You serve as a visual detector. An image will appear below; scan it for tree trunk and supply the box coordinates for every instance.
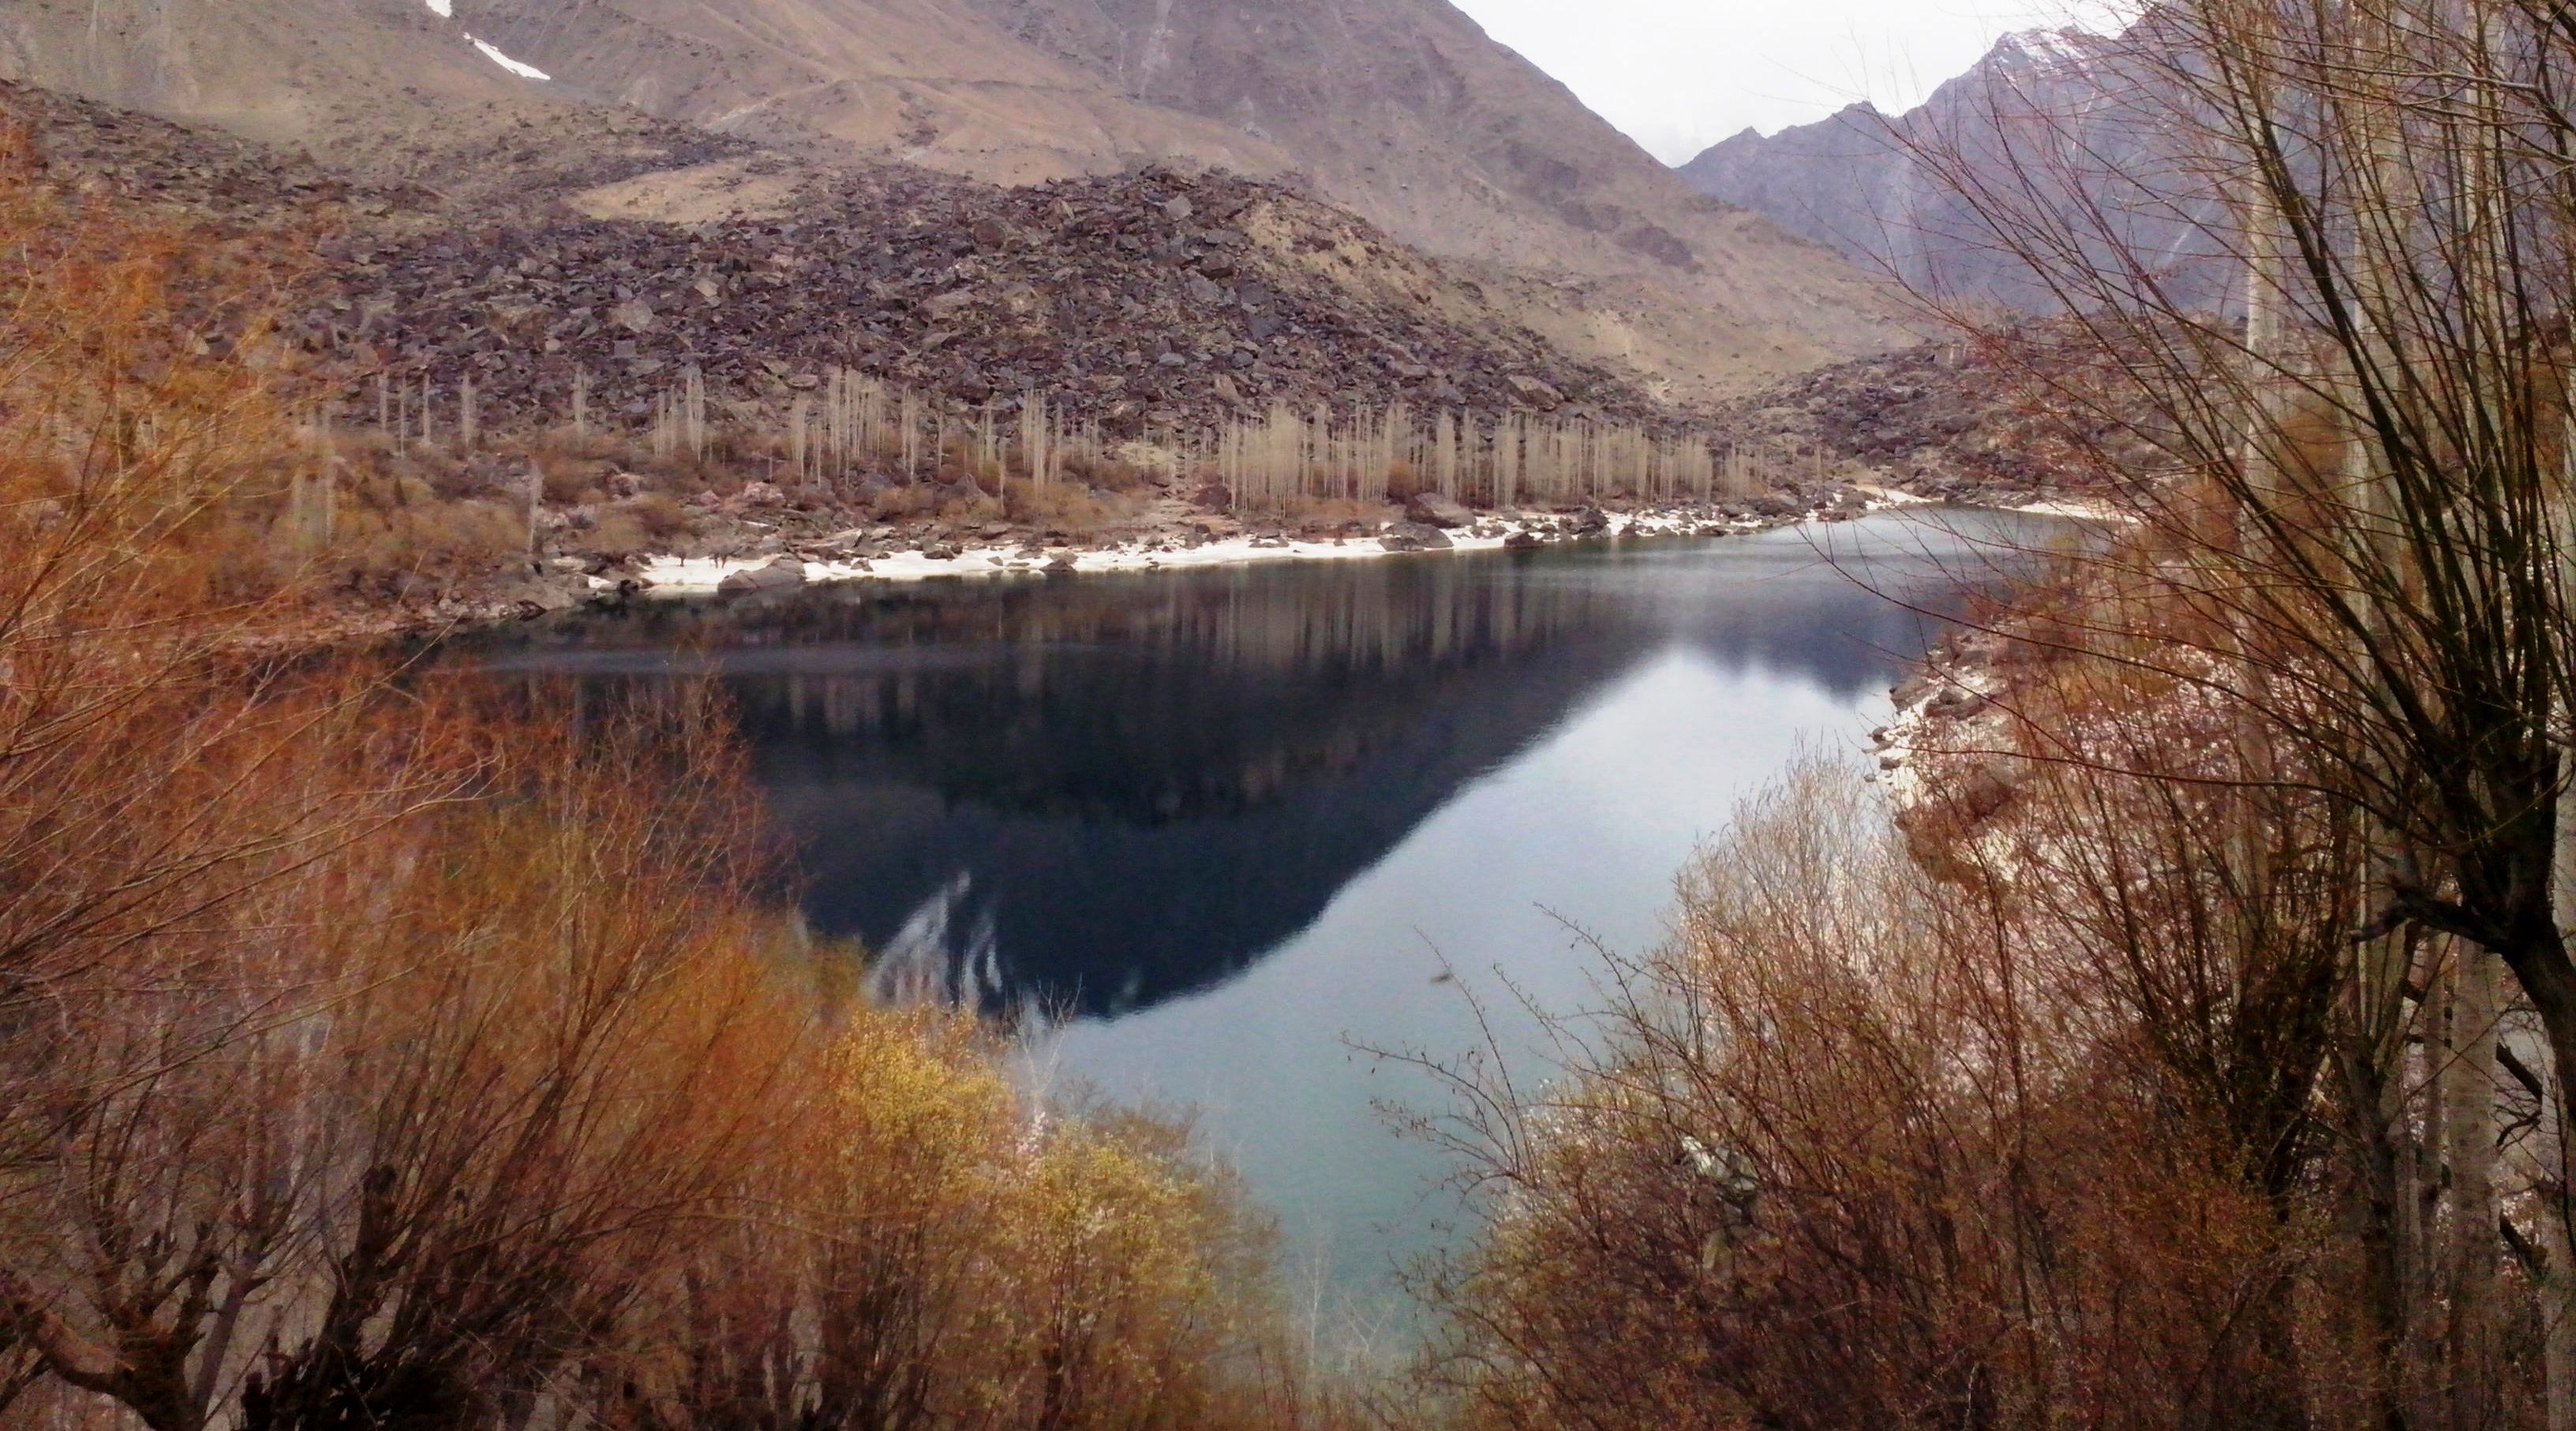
[2342,963,2418,1431]
[2546,726,2576,1431]
[2540,1093,2576,1431]
[2447,941,2501,1431]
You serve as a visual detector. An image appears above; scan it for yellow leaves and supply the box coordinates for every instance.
[693,1001,1292,1431]
[811,1006,1016,1242]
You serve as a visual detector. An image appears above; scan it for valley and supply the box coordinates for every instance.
[5,2,2560,1431]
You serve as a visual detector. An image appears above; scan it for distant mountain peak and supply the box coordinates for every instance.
[1676,14,2225,311]
[1993,24,2106,63]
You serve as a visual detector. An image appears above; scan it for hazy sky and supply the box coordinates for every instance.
[1449,0,2125,163]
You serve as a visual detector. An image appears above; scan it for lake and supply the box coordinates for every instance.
[456,508,2049,1347]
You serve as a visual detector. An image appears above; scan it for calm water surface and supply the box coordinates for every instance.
[459,510,2048,1340]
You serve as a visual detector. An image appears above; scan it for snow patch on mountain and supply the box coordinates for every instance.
[467,36,550,81]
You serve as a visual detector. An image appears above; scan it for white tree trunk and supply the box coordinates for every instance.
[2540,1067,2576,1431]
[2447,940,2500,1431]
[2548,701,2576,1431]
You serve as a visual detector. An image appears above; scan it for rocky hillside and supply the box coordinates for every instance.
[1679,21,2230,313]
[316,162,1663,436]
[0,0,776,208]
[1716,322,2152,504]
[1,0,1910,399]
[953,0,1904,389]
[2,78,1649,440]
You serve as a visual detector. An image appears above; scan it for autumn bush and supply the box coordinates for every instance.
[0,124,1365,1431]
[1421,749,2362,1431]
[1422,474,2557,1429]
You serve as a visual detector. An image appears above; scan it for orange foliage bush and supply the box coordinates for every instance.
[1424,755,2364,1431]
[0,122,1368,1431]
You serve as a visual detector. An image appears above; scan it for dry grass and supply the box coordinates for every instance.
[1004,478,1131,533]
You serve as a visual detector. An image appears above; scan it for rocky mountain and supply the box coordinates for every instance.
[1713,323,2139,504]
[1679,21,2230,313]
[0,0,774,207]
[321,162,1668,437]
[0,0,1909,399]
[457,0,1914,394]
[3,77,1655,444]
[953,0,1902,382]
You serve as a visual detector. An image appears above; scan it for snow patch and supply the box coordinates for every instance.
[634,511,1784,597]
[467,35,551,81]
[2009,495,2128,523]
[1998,25,2102,73]
[424,0,452,15]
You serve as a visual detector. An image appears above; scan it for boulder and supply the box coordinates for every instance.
[1503,530,1544,549]
[1403,492,1473,528]
[717,556,807,595]
[1380,521,1454,552]
[492,572,590,615]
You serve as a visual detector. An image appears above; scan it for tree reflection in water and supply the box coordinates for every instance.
[459,515,2033,1024]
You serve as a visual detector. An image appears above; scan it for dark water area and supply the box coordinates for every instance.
[454,509,2055,1339]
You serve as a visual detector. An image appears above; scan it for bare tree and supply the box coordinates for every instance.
[1872,2,2576,1422]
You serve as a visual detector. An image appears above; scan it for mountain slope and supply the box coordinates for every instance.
[970,0,1743,275]
[454,0,1915,395]
[0,0,751,202]
[451,0,1297,184]
[0,0,526,144]
[955,0,1908,392]
[1679,24,2227,312]
[2,0,1914,396]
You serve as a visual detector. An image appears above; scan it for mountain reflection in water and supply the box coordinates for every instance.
[460,514,2033,1026]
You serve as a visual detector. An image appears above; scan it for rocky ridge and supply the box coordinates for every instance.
[6,0,1911,400]
[1679,21,2230,314]
[2,79,417,225]
[1714,324,2133,504]
[0,77,746,227]
[945,0,1909,392]
[309,163,1664,437]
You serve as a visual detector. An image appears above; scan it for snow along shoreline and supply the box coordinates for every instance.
[633,508,1788,596]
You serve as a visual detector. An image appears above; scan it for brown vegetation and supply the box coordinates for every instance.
[1421,720,2367,1430]
[360,364,1754,525]
[0,115,1366,1431]
[1420,1,2576,1425]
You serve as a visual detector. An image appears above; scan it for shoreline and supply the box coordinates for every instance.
[316,493,2112,647]
[634,503,1856,597]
